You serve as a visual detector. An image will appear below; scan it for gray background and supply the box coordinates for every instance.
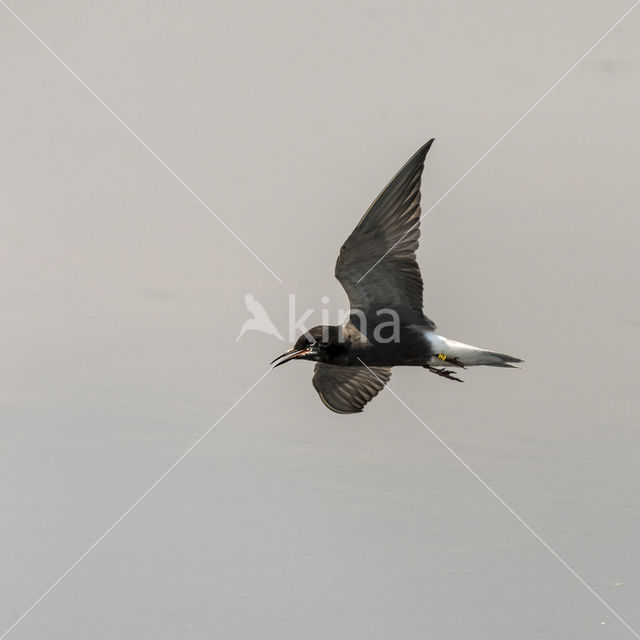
[2,1,639,638]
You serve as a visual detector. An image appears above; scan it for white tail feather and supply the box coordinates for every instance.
[424,333,522,368]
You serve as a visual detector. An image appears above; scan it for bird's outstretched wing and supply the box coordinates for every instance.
[335,140,436,329]
[312,363,391,414]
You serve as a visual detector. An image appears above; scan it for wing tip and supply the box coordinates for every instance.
[318,392,363,414]
[417,138,435,158]
[424,137,436,149]
[405,138,435,171]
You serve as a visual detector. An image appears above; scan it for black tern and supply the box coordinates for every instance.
[272,140,522,413]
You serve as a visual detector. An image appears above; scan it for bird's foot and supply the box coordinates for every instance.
[425,366,464,382]
[445,356,466,369]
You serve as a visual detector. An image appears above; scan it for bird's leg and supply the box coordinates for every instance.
[424,365,464,382]
[434,353,467,369]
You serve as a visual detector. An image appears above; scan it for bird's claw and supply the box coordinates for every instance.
[425,366,464,382]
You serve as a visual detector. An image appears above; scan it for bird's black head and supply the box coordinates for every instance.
[271,325,345,368]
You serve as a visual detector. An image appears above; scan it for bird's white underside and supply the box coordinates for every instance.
[423,331,492,367]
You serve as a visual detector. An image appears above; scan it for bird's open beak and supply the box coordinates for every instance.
[270,347,312,368]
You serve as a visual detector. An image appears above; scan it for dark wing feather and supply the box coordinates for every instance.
[335,140,436,329]
[312,363,391,414]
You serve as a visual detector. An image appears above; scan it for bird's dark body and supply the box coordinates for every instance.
[271,140,522,413]
[310,323,434,367]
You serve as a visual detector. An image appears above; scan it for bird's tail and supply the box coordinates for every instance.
[474,350,523,368]
[425,333,523,368]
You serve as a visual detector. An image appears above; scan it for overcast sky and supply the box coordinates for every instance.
[1,1,640,638]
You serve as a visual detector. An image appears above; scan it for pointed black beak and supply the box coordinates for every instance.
[270,347,312,368]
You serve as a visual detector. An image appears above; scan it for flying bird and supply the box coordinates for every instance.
[271,140,522,413]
